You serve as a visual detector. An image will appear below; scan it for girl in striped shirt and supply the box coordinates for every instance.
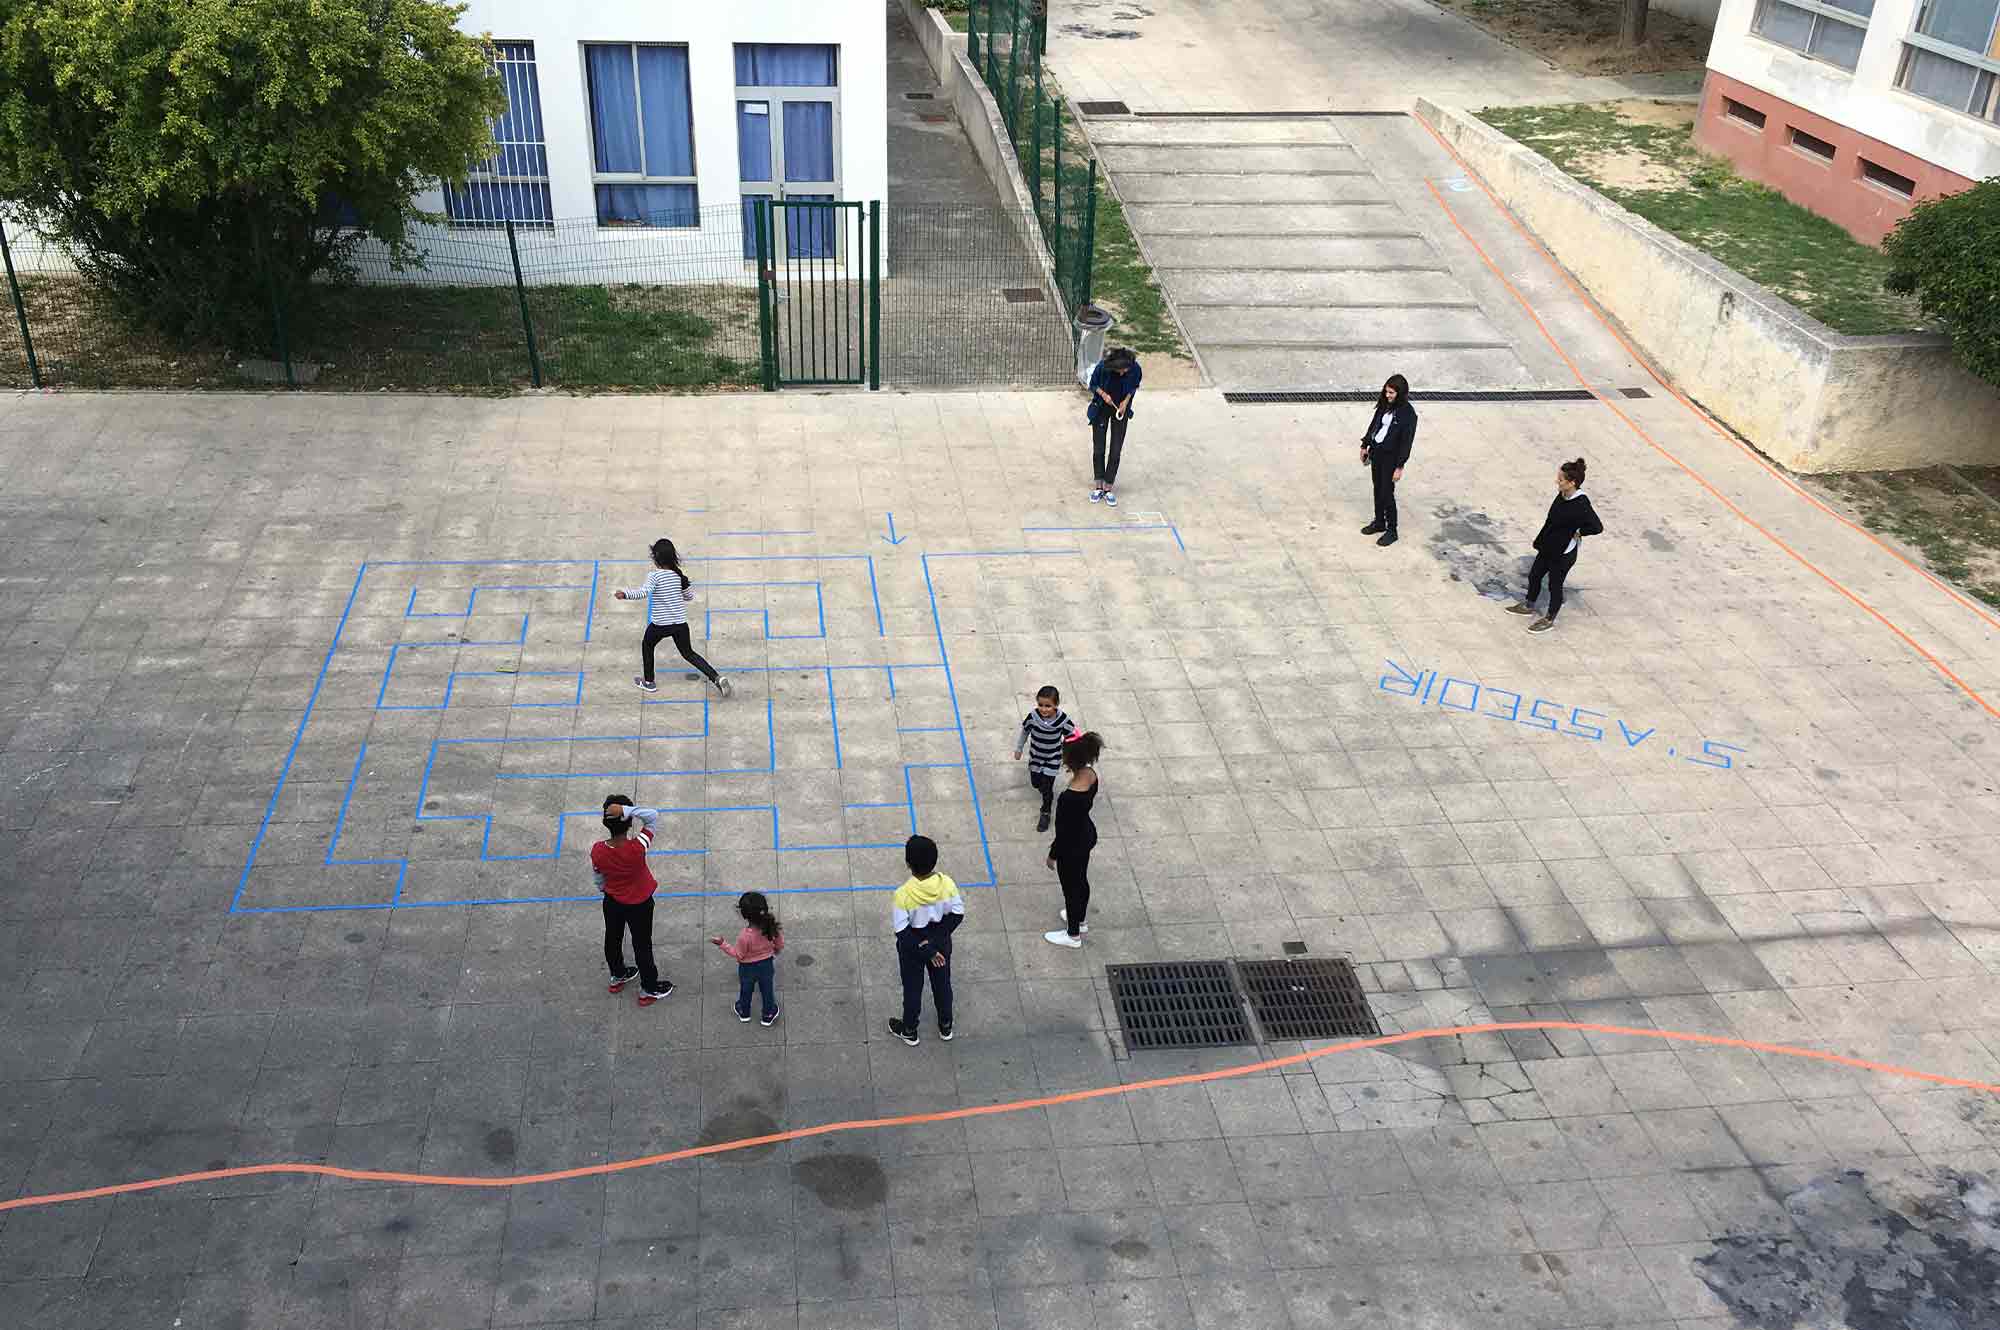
[614,538,733,697]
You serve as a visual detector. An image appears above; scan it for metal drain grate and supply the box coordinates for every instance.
[1226,389,1600,404]
[1076,100,1132,116]
[1619,386,1652,399]
[1000,287,1046,303]
[903,91,935,100]
[1107,962,1251,1050]
[1238,958,1380,1042]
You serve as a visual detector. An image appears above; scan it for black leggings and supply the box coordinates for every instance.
[603,896,660,991]
[642,622,717,685]
[1092,416,1128,487]
[1370,458,1399,532]
[1056,848,1092,936]
[1526,548,1579,619]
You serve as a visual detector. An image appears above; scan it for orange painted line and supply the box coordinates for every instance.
[1409,163,2000,722]
[1414,115,2000,639]
[3,1020,1995,1213]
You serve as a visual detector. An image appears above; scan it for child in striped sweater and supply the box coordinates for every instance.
[1013,684,1076,833]
[613,537,733,697]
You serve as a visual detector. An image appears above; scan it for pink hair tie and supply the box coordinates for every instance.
[1064,729,1084,742]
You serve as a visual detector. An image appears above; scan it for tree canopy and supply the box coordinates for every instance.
[1883,178,2000,388]
[0,0,505,336]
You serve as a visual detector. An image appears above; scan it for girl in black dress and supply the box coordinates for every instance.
[1507,457,1603,633]
[1043,731,1104,948]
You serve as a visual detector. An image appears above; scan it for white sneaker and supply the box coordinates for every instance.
[716,675,734,697]
[1044,929,1083,949]
[1058,909,1089,935]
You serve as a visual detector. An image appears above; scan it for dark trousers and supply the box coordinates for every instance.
[1031,770,1056,816]
[1056,849,1092,936]
[603,896,660,991]
[642,621,718,685]
[1370,458,1399,532]
[1091,416,1129,487]
[897,938,953,1029]
[1526,548,1579,619]
[735,958,776,1018]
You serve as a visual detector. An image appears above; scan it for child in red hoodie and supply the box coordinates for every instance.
[711,891,784,1026]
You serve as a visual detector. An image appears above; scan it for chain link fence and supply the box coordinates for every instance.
[965,0,1097,321]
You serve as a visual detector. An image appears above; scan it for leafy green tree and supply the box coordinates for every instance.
[1883,177,2000,387]
[0,0,504,339]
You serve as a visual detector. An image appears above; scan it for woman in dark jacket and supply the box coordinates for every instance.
[1087,347,1142,506]
[1359,373,1417,546]
[1507,457,1603,633]
[1043,731,1103,948]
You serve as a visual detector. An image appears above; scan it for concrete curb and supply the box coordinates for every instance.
[1415,98,2000,473]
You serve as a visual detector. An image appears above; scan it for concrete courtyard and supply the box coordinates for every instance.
[2,332,1999,1329]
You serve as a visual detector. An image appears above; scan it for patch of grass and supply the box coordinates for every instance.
[1814,468,2000,609]
[1088,185,1187,356]
[1478,102,1927,336]
[0,275,757,392]
[922,0,970,31]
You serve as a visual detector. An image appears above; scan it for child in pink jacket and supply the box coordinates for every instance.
[711,891,784,1026]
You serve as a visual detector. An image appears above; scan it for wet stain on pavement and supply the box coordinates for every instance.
[1643,528,1675,552]
[1426,502,1517,600]
[697,1100,782,1162]
[792,1153,889,1211]
[1695,1168,2000,1330]
[483,1127,517,1163]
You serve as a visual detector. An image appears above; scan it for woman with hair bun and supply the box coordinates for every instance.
[1043,730,1104,949]
[1507,457,1602,633]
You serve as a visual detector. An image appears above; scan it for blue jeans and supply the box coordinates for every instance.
[736,958,776,1017]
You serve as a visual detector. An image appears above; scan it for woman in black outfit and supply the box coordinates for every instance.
[1508,457,1603,633]
[1359,374,1417,546]
[1042,731,1103,949]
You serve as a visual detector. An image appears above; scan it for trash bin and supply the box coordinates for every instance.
[1074,304,1114,387]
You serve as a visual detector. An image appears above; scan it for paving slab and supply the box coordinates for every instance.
[1175,304,1506,347]
[1121,202,1411,235]
[1108,172,1388,206]
[1144,234,1441,271]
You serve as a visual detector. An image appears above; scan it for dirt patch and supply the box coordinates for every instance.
[1572,146,1687,190]
[1812,468,2000,610]
[1434,0,1713,75]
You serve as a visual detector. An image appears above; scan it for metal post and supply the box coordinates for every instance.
[257,225,296,390]
[1031,57,1045,223]
[503,219,543,389]
[968,0,981,69]
[754,200,777,391]
[868,201,881,392]
[1081,157,1100,308]
[0,218,41,388]
[984,0,1000,92]
[1005,0,1023,140]
[1051,100,1064,296]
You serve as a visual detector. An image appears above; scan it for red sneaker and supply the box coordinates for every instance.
[607,966,639,994]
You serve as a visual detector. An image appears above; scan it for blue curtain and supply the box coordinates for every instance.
[586,46,641,173]
[786,194,835,259]
[447,181,553,224]
[492,48,548,179]
[782,102,835,183]
[596,183,697,227]
[638,46,694,177]
[737,101,773,181]
[741,196,767,259]
[735,44,837,86]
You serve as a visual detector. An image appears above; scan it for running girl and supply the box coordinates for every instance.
[614,538,733,696]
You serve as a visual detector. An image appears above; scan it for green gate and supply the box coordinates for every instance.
[754,199,880,390]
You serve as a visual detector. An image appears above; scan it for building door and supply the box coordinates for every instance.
[735,44,841,261]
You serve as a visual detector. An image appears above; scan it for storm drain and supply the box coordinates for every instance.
[1076,100,1132,116]
[1106,962,1251,1049]
[1238,958,1379,1041]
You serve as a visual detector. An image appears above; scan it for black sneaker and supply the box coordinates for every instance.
[634,676,659,693]
[938,1021,954,1041]
[1361,521,1385,535]
[1376,531,1398,547]
[607,966,640,994]
[888,1018,920,1046]
[1036,809,1051,833]
[637,980,674,1007]
[735,1003,752,1022]
[760,1007,781,1027]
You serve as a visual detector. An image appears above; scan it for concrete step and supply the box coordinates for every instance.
[1178,305,1507,348]
[1167,269,1478,305]
[1148,234,1439,270]
[1096,144,1364,173]
[1085,118,1350,147]
[1200,344,1543,391]
[1123,202,1409,235]
[1110,172,1386,205]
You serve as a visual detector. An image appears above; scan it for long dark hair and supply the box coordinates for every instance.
[650,538,691,592]
[1063,730,1104,772]
[737,891,780,942]
[1374,373,1411,415]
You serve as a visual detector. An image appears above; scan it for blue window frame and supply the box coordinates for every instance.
[585,43,698,227]
[446,41,554,227]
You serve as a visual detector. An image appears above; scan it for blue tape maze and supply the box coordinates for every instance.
[1378,660,1749,770]
[231,523,1186,915]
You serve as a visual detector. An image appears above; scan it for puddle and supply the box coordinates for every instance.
[696,1100,782,1162]
[1425,502,1517,600]
[792,1153,889,1211]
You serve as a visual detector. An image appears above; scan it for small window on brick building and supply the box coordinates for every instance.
[1723,98,1768,130]
[1859,158,1916,199]
[1788,126,1837,162]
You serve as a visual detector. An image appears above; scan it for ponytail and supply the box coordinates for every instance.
[738,891,780,942]
[651,537,692,592]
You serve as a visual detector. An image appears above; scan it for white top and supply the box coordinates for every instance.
[1563,488,1587,554]
[621,568,695,626]
[1373,412,1393,444]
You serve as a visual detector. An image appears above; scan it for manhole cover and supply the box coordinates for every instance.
[1238,958,1379,1042]
[1076,100,1131,115]
[1000,288,1045,303]
[1106,962,1251,1050]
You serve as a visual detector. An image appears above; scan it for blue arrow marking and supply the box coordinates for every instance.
[882,513,907,546]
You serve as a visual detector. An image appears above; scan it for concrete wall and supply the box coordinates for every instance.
[1695,70,1976,244]
[1706,0,2000,187]
[1415,99,2000,473]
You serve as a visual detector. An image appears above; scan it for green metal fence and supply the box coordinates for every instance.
[966,0,1097,321]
